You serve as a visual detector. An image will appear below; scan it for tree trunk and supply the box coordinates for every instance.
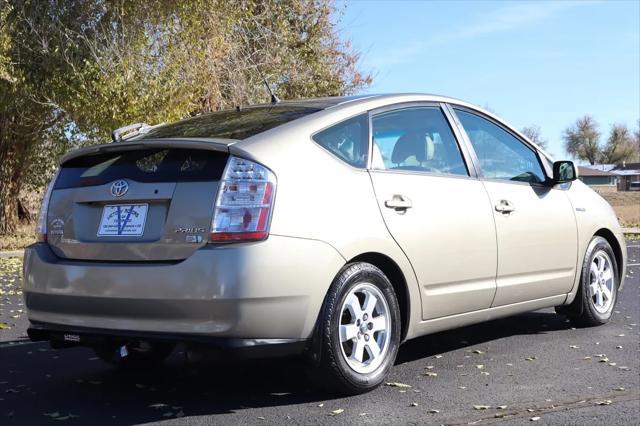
[0,180,19,235]
[17,198,34,223]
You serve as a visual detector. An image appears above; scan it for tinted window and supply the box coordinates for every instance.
[312,114,369,168]
[56,149,228,189]
[371,107,468,176]
[138,106,321,140]
[455,109,546,184]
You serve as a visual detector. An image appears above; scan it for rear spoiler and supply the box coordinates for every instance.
[59,138,239,165]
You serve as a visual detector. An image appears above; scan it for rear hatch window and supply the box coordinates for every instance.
[56,149,228,189]
[136,105,321,140]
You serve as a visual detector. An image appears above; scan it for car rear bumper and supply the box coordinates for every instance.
[27,321,308,359]
[23,236,345,341]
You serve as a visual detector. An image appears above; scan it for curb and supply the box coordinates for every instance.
[0,250,24,258]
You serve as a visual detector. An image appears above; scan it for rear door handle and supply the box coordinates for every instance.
[385,195,412,212]
[495,199,515,214]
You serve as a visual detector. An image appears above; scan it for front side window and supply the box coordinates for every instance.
[312,114,369,168]
[371,107,468,176]
[454,109,546,184]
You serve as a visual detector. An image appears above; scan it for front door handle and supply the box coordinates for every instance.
[385,195,412,212]
[495,199,515,214]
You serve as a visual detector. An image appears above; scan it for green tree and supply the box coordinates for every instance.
[0,0,371,234]
[563,116,601,165]
[521,125,548,150]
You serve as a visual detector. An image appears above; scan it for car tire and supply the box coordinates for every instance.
[562,236,619,327]
[308,262,401,395]
[93,340,175,368]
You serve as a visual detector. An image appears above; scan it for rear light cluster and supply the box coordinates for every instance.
[35,169,60,242]
[210,156,276,242]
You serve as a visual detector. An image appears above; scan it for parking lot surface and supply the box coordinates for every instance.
[1,243,639,425]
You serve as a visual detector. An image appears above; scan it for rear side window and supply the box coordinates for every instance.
[312,114,369,168]
[55,149,228,189]
[138,106,321,140]
[371,107,468,176]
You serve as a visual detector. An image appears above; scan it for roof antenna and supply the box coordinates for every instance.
[262,77,280,105]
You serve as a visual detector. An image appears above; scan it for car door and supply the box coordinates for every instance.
[368,104,498,320]
[451,106,578,306]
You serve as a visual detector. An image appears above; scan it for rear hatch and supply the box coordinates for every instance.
[47,141,229,261]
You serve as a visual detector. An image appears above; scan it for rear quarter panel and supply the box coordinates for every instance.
[232,109,425,340]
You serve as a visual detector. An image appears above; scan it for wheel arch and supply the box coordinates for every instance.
[594,228,623,283]
[348,252,410,342]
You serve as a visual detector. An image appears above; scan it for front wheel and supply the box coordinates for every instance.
[308,262,401,395]
[562,236,619,327]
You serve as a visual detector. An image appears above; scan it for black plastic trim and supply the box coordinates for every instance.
[28,321,309,359]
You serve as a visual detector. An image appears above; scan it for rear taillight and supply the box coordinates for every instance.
[35,170,60,242]
[210,156,276,242]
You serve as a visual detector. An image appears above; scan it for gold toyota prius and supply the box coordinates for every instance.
[23,94,627,394]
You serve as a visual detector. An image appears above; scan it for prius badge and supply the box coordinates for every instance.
[110,180,129,197]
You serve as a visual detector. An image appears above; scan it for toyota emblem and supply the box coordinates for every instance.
[110,180,129,197]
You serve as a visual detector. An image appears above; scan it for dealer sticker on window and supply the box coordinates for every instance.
[97,204,148,237]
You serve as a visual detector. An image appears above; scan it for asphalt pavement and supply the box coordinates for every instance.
[1,244,639,425]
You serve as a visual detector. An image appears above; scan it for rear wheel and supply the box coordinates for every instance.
[308,262,401,395]
[93,340,175,368]
[561,236,619,327]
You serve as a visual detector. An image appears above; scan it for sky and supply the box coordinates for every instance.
[339,0,640,160]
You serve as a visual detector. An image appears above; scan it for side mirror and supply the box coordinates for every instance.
[552,160,577,184]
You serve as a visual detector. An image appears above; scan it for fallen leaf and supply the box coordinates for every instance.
[471,349,485,354]
[473,405,491,410]
[475,364,485,369]
[495,413,507,418]
[148,403,169,409]
[525,356,537,361]
[569,345,579,349]
[596,400,612,406]
[423,372,438,377]
[428,409,440,413]
[410,402,418,407]
[497,405,507,409]
[318,403,324,407]
[434,355,443,359]
[330,409,344,416]
[385,382,412,388]
[530,416,541,421]
[614,387,625,391]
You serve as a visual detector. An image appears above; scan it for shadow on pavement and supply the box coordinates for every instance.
[1,310,573,424]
